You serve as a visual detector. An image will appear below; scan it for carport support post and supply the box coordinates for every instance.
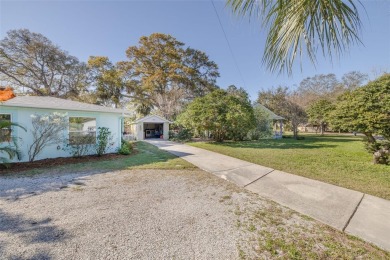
[163,122,169,140]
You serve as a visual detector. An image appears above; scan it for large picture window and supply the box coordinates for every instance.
[69,117,96,145]
[0,114,12,142]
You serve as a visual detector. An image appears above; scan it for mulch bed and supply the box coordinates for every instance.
[0,153,130,174]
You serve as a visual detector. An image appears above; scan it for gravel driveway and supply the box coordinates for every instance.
[1,169,388,259]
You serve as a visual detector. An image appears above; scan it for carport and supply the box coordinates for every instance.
[129,115,171,141]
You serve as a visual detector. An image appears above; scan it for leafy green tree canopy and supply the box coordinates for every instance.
[306,99,335,134]
[177,89,255,142]
[88,56,125,108]
[330,73,390,142]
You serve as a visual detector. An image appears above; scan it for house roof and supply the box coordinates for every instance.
[255,104,285,120]
[134,114,172,124]
[1,96,128,114]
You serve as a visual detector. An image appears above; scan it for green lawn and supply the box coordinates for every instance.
[188,134,390,200]
[7,142,195,176]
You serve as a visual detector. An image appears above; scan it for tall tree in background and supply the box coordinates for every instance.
[122,33,219,119]
[295,73,341,108]
[257,86,289,116]
[306,99,335,134]
[227,0,362,74]
[0,29,88,98]
[257,87,306,139]
[88,56,125,108]
[294,72,368,108]
[341,71,368,90]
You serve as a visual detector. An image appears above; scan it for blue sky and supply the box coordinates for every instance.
[1,0,389,100]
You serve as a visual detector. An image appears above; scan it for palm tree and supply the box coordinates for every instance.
[0,120,26,167]
[226,0,363,75]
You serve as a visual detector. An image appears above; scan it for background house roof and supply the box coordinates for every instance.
[1,96,128,114]
[255,104,285,120]
[134,114,172,124]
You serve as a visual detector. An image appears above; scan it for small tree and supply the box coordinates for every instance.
[285,101,307,139]
[306,99,335,135]
[28,112,68,162]
[96,127,112,156]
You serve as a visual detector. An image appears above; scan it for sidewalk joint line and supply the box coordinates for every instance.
[342,193,365,232]
[244,169,275,188]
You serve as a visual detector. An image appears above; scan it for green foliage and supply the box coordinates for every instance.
[330,74,390,138]
[226,0,362,75]
[329,73,390,164]
[306,99,335,134]
[365,141,389,165]
[96,127,112,156]
[248,105,273,140]
[177,89,255,142]
[88,56,124,108]
[118,141,133,155]
[170,128,193,142]
[0,120,26,167]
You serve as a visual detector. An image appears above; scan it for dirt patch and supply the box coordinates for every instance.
[0,168,388,259]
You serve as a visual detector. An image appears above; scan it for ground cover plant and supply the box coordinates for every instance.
[0,142,194,176]
[189,134,390,199]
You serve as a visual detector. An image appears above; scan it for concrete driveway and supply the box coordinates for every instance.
[146,139,390,251]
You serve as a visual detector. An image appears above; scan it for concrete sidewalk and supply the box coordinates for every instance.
[145,140,390,251]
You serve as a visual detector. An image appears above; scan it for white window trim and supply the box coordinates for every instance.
[68,116,97,145]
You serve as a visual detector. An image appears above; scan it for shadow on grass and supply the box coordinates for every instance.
[0,141,192,201]
[208,135,363,150]
[0,209,68,259]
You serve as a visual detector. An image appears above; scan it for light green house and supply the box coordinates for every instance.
[0,96,131,162]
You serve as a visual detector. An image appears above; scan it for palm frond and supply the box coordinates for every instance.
[226,0,363,75]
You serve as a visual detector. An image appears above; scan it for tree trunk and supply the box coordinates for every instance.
[320,123,324,135]
[364,132,376,143]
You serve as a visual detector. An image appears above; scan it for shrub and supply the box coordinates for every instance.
[172,128,193,142]
[365,141,389,165]
[0,120,26,167]
[118,141,132,155]
[63,135,95,157]
[96,127,112,156]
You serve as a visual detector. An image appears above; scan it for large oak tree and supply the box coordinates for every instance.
[123,33,219,119]
[0,29,88,98]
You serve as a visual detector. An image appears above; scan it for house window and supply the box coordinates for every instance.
[0,114,12,142]
[69,117,96,145]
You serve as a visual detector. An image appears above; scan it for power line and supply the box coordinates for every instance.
[210,0,247,89]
